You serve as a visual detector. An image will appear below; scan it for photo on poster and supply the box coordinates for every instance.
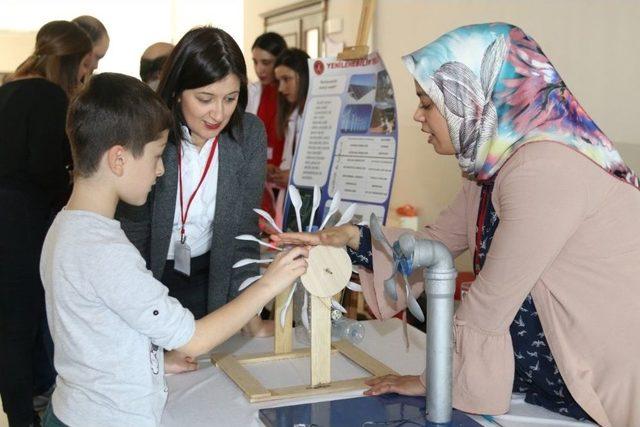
[375,70,394,104]
[340,104,373,134]
[369,106,396,134]
[347,73,376,104]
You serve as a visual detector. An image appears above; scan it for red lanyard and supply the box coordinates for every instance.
[177,136,219,243]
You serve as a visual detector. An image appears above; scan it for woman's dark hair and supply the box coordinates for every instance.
[72,15,108,44]
[275,48,310,139]
[14,20,92,96]
[252,32,287,57]
[157,26,247,144]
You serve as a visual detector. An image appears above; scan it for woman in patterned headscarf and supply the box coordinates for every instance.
[274,23,640,426]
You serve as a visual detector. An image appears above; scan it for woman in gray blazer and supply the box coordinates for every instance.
[116,27,267,323]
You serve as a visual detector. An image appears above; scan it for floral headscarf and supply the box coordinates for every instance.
[403,22,639,188]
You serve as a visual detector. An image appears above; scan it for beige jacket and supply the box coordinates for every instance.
[359,142,640,427]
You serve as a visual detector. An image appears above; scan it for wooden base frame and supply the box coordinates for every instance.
[210,340,398,403]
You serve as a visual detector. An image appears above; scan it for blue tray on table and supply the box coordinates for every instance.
[259,394,484,426]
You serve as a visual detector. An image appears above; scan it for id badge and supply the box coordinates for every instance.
[267,147,273,161]
[174,240,191,276]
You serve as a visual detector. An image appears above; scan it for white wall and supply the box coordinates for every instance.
[0,0,243,77]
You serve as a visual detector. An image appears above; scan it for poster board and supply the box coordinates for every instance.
[286,52,398,228]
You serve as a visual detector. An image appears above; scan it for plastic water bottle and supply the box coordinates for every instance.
[331,316,365,344]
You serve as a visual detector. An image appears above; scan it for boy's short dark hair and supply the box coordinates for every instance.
[67,72,172,177]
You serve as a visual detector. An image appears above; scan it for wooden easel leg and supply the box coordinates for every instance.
[274,285,293,354]
[311,295,331,387]
[337,0,377,60]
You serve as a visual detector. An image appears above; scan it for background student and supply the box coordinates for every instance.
[139,42,174,90]
[272,48,310,229]
[71,15,109,77]
[117,27,270,336]
[0,20,92,427]
[246,32,287,228]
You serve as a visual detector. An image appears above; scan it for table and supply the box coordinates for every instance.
[161,318,593,427]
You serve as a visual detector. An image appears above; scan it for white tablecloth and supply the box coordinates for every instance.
[160,318,593,427]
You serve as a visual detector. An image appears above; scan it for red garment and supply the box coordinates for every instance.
[256,83,284,166]
[256,83,284,225]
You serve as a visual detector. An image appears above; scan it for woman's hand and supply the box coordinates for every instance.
[265,164,278,181]
[164,350,198,374]
[363,374,426,396]
[259,217,281,236]
[271,224,361,250]
[271,168,290,187]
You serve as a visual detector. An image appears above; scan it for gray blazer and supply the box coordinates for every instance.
[116,112,267,312]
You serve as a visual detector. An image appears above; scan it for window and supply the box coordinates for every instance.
[262,0,326,57]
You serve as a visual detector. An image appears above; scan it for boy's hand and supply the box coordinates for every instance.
[363,374,425,396]
[260,246,309,294]
[164,350,198,374]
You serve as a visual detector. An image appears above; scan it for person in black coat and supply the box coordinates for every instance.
[0,21,92,427]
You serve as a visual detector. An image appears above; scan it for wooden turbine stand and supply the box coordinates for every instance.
[211,245,398,402]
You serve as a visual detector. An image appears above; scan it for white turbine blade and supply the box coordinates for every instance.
[334,203,358,227]
[319,191,341,230]
[331,298,347,313]
[308,185,321,231]
[370,213,392,249]
[301,291,310,330]
[403,273,424,323]
[279,282,297,328]
[384,276,399,301]
[232,258,274,268]
[346,281,362,292]
[238,275,262,292]
[253,208,282,234]
[288,185,303,232]
[235,234,282,251]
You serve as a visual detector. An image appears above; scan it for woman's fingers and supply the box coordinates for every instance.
[272,225,356,249]
[365,375,397,387]
[273,228,350,246]
[362,375,425,396]
[363,382,395,396]
[272,232,322,246]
